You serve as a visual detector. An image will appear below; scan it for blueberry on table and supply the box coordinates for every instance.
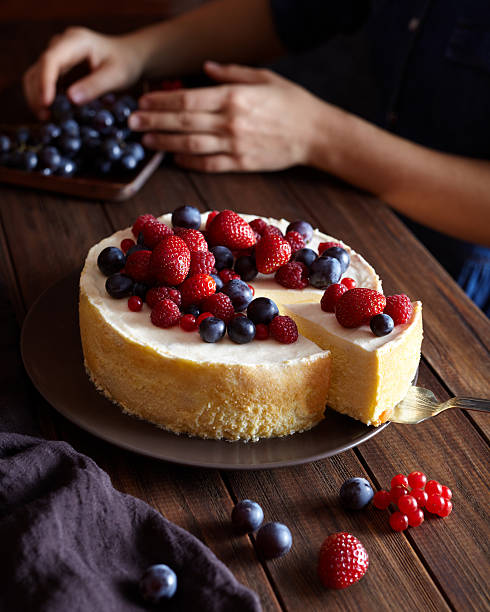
[105,274,133,299]
[15,126,30,145]
[112,99,132,124]
[39,146,62,172]
[120,154,138,171]
[94,157,112,175]
[97,246,126,276]
[222,279,253,312]
[370,313,394,337]
[199,316,226,342]
[210,245,234,271]
[59,135,82,157]
[39,123,61,144]
[234,255,258,281]
[286,219,313,243]
[227,316,256,343]
[94,109,115,134]
[292,247,317,268]
[102,138,123,161]
[0,134,11,153]
[125,142,145,162]
[57,157,77,177]
[256,522,292,559]
[322,246,350,274]
[139,564,177,603]
[232,500,264,532]
[50,94,72,121]
[60,118,80,137]
[339,477,374,510]
[19,151,38,171]
[309,256,342,288]
[172,204,202,229]
[247,297,279,325]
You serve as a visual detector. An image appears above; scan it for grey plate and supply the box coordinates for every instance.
[21,272,390,470]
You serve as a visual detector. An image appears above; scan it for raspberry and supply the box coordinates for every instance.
[262,225,283,238]
[249,218,268,235]
[150,299,181,328]
[120,238,135,253]
[425,480,443,496]
[142,219,174,248]
[201,293,235,323]
[407,508,425,527]
[189,250,215,275]
[335,288,386,328]
[180,314,197,332]
[318,241,342,255]
[128,296,143,312]
[398,495,418,515]
[438,499,453,517]
[426,494,446,515]
[341,277,356,290]
[180,273,216,306]
[275,262,309,289]
[269,316,298,344]
[407,471,427,489]
[384,294,413,325]
[372,490,391,510]
[207,210,256,249]
[410,489,428,508]
[285,230,306,253]
[219,268,240,283]
[389,511,408,532]
[205,210,219,230]
[125,250,153,283]
[391,474,409,489]
[255,234,292,274]
[146,286,182,309]
[441,485,452,500]
[318,532,369,590]
[197,312,213,326]
[321,283,348,312]
[132,213,155,237]
[255,323,269,340]
[175,228,208,252]
[390,485,409,502]
[150,235,190,286]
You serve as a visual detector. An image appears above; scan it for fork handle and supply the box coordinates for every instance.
[448,397,490,412]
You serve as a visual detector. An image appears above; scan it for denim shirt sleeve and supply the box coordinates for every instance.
[269,0,371,52]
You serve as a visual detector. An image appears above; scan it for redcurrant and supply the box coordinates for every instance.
[389,511,409,532]
[391,485,409,502]
[180,314,197,332]
[407,508,424,527]
[197,312,213,326]
[341,277,356,290]
[373,490,392,510]
[391,474,409,489]
[398,495,418,515]
[128,296,143,312]
[121,238,135,253]
[425,480,443,496]
[426,494,446,514]
[438,500,453,518]
[441,485,452,500]
[407,471,427,489]
[410,489,428,508]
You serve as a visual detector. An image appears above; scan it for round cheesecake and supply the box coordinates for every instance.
[79,212,422,440]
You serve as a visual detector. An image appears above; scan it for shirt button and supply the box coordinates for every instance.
[408,17,420,32]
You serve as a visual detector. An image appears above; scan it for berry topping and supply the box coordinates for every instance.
[339,478,374,510]
[292,247,317,268]
[425,480,443,496]
[397,495,418,515]
[201,292,235,323]
[205,210,219,229]
[227,316,256,344]
[322,246,350,274]
[247,297,279,325]
[335,288,386,328]
[285,230,306,253]
[410,489,428,508]
[255,323,269,340]
[120,238,135,253]
[390,485,409,502]
[133,283,149,302]
[341,277,357,290]
[146,286,182,309]
[207,210,256,249]
[231,500,264,533]
[425,494,446,515]
[128,296,143,312]
[139,564,177,603]
[441,485,452,500]
[318,532,369,589]
[189,250,215,276]
[389,511,409,532]
[150,235,191,286]
[171,204,201,229]
[180,273,217,306]
[175,227,208,252]
[141,219,173,248]
[150,299,181,328]
[256,522,292,560]
[221,279,254,311]
[210,273,224,292]
[370,313,394,336]
[407,508,425,527]
[309,256,342,289]
[407,471,427,489]
[255,234,292,274]
[219,268,240,283]
[210,245,234,270]
[384,294,414,325]
[105,274,133,298]
[182,304,201,318]
[275,261,309,289]
[249,218,268,235]
[269,315,298,344]
[373,490,392,510]
[286,220,313,243]
[234,255,258,281]
[132,213,155,237]
[196,312,213,326]
[199,316,226,342]
[321,283,348,312]
[179,314,197,332]
[318,241,342,255]
[125,250,153,283]
[97,246,125,276]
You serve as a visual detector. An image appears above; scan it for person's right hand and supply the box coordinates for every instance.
[23,27,145,119]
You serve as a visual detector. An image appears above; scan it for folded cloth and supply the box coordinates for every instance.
[0,433,260,612]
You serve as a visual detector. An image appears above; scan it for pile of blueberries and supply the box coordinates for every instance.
[0,93,145,177]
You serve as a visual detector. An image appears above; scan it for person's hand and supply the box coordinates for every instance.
[23,27,145,119]
[129,62,326,172]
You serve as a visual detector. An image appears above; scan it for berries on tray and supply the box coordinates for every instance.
[232,500,264,533]
[146,286,182,309]
[139,564,177,603]
[207,209,256,249]
[141,219,173,249]
[171,204,201,229]
[318,532,369,589]
[132,213,155,238]
[339,478,374,510]
[125,250,152,284]
[341,277,356,290]
[127,296,143,312]
[256,522,293,559]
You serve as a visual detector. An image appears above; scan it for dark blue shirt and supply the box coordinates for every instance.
[270,0,490,314]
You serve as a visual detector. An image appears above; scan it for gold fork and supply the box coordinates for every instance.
[390,386,490,424]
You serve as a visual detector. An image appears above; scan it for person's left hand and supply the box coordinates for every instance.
[129,61,326,172]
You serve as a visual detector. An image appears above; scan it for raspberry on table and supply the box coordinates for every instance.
[142,219,174,248]
[275,262,309,289]
[269,315,298,344]
[189,250,215,276]
[125,250,153,284]
[201,292,235,323]
[150,299,181,328]
[384,294,414,325]
[321,283,348,312]
[146,286,182,309]
[132,213,155,237]
[318,532,369,589]
[285,230,306,253]
[180,273,217,306]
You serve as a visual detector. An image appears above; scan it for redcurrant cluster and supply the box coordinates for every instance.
[373,471,453,532]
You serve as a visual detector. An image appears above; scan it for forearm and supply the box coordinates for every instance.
[309,104,490,245]
[123,0,284,79]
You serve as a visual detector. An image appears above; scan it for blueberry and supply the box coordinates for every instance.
[94,109,115,134]
[102,138,123,161]
[51,94,72,121]
[309,256,341,288]
[286,220,313,243]
[16,126,30,145]
[370,313,394,337]
[0,134,11,153]
[59,135,81,157]
[97,246,126,276]
[57,157,77,176]
[234,255,258,281]
[101,92,117,107]
[76,104,97,124]
[120,154,138,171]
[247,297,279,325]
[339,477,374,510]
[137,232,146,245]
[109,126,130,141]
[105,273,133,298]
[125,142,145,162]
[40,123,61,144]
[210,245,234,271]
[19,151,38,171]
[199,316,226,342]
[139,564,177,603]
[133,282,149,301]
[322,246,350,274]
[227,316,256,344]
[256,522,292,559]
[210,273,224,292]
[112,99,132,124]
[182,304,200,318]
[231,500,264,533]
[94,157,112,175]
[292,247,317,268]
[120,94,138,112]
[40,146,62,172]
[60,118,80,137]
[221,279,253,312]
[172,205,201,229]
